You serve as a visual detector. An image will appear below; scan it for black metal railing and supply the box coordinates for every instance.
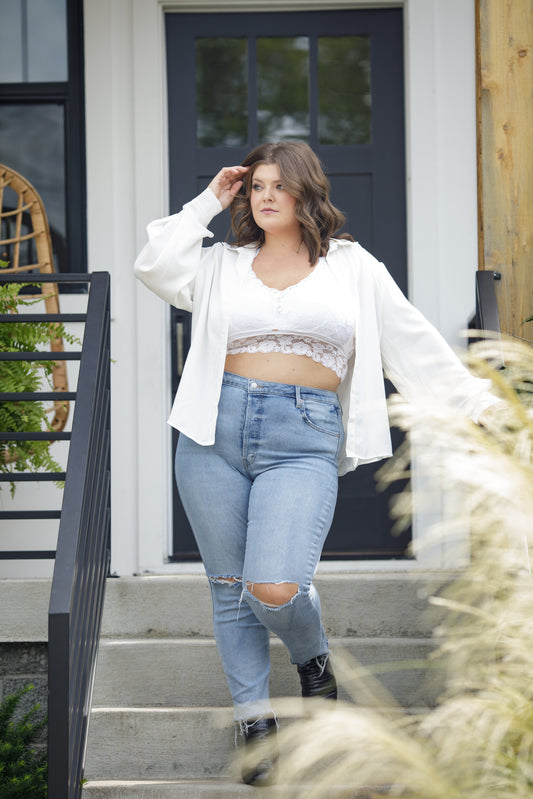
[475,269,502,336]
[472,269,505,367]
[0,272,111,798]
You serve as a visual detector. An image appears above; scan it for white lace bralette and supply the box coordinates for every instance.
[226,257,355,380]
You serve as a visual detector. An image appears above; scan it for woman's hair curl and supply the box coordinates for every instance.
[230,141,353,264]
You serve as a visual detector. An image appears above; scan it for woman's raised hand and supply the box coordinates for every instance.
[208,166,249,210]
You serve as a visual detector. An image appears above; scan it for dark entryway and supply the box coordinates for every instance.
[166,8,410,559]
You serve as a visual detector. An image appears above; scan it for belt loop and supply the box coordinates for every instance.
[295,385,302,407]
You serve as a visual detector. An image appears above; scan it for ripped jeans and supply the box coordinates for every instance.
[175,372,343,720]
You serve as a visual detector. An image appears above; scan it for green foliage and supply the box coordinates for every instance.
[0,684,47,798]
[0,278,79,495]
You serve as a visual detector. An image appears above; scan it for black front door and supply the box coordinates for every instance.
[166,8,410,560]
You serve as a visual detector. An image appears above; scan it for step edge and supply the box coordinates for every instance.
[88,704,431,716]
[96,635,438,646]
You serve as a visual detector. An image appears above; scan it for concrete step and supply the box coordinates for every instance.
[82,779,384,798]
[92,637,440,709]
[100,573,449,639]
[83,781,259,798]
[0,579,51,642]
[84,707,243,781]
[84,705,415,784]
[83,781,257,798]
[84,573,444,789]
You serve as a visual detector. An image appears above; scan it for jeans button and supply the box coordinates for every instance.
[250,381,258,389]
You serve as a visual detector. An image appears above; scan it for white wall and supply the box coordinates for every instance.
[83,0,478,575]
[84,0,144,576]
[405,0,478,342]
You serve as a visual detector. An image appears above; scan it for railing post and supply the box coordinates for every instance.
[475,270,502,336]
[46,272,111,798]
[1,272,110,796]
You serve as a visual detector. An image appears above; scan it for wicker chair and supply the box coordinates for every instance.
[0,163,69,432]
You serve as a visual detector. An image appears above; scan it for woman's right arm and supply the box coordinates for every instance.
[134,166,248,310]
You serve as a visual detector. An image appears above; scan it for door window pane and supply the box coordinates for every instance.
[0,1,23,81]
[318,36,371,145]
[0,0,67,83]
[257,37,309,142]
[27,0,68,82]
[196,38,248,147]
[0,104,66,272]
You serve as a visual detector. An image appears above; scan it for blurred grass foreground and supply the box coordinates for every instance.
[276,337,533,798]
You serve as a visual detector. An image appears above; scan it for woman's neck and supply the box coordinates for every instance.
[260,232,306,260]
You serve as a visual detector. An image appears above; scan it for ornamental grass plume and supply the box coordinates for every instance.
[274,337,533,798]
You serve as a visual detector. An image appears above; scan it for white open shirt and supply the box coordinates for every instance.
[134,188,498,476]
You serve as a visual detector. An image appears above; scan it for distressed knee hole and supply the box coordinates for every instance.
[246,581,298,607]
[209,576,242,586]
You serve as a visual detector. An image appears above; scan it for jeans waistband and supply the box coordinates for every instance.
[222,371,339,404]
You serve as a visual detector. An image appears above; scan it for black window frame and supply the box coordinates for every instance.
[0,0,87,279]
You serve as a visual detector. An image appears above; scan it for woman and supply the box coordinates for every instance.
[134,141,498,786]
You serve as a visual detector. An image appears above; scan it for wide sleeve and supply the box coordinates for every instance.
[134,187,223,311]
[373,258,499,422]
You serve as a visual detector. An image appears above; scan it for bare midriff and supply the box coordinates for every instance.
[224,351,340,392]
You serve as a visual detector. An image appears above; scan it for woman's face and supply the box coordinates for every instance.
[249,163,300,238]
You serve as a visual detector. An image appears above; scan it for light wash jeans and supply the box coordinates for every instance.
[175,371,343,720]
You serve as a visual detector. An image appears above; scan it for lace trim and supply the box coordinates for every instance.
[227,334,348,380]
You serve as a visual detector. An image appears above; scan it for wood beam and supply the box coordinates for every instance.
[476,0,533,339]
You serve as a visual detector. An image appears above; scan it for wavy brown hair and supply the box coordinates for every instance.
[230,141,353,265]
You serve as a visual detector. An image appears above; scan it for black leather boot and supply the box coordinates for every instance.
[240,716,278,787]
[297,654,337,700]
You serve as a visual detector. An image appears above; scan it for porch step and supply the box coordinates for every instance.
[83,572,449,796]
[85,707,235,781]
[100,572,447,638]
[83,782,264,798]
[83,705,424,783]
[82,779,385,798]
[92,636,439,708]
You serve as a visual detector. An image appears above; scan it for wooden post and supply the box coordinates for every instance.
[476,0,533,339]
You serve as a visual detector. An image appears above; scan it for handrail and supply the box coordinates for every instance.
[475,270,502,337]
[474,269,504,366]
[0,272,111,798]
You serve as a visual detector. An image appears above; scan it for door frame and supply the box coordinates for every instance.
[84,0,478,575]
[166,8,409,561]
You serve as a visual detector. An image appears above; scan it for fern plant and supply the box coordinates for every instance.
[0,683,47,798]
[0,264,79,495]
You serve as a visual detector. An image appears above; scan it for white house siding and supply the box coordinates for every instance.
[0,0,477,578]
